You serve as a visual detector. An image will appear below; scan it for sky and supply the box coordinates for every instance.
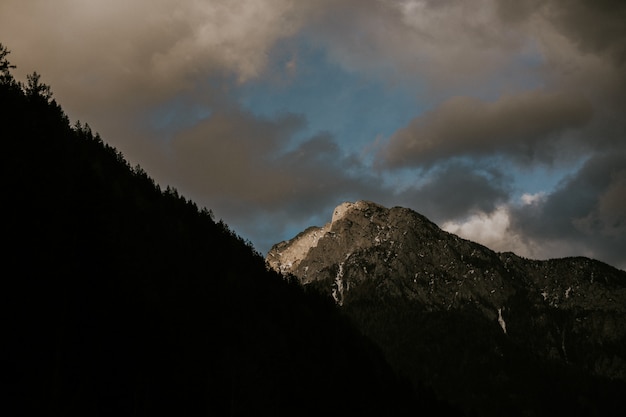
[1,0,625,270]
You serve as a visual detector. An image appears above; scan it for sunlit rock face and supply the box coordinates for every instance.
[266,225,331,276]
[267,201,382,279]
[269,200,520,309]
[267,201,626,382]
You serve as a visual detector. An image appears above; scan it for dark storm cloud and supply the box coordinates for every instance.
[497,0,626,63]
[395,162,511,223]
[165,108,381,209]
[510,152,626,268]
[379,90,593,169]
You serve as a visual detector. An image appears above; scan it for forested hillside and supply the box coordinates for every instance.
[1,45,451,416]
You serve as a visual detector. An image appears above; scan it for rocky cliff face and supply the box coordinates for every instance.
[267,201,626,416]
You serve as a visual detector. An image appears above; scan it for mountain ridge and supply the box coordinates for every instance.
[268,200,625,308]
[267,200,626,416]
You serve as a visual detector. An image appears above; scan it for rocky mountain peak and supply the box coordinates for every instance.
[267,201,626,384]
[269,201,434,265]
[267,200,395,275]
[331,200,386,223]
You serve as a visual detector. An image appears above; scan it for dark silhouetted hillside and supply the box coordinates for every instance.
[1,45,457,417]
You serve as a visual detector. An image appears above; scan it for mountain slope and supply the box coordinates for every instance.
[1,47,442,416]
[268,200,626,416]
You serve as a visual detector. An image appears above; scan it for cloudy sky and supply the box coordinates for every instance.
[2,0,625,269]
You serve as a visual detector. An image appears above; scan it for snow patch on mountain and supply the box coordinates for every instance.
[498,307,507,334]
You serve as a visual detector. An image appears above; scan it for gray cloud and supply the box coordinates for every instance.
[394,162,511,223]
[305,0,534,93]
[0,0,304,115]
[164,109,381,208]
[509,152,626,268]
[551,1,626,64]
[498,0,626,64]
[378,90,593,169]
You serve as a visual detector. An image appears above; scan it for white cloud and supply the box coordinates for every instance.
[520,192,546,205]
[441,206,536,257]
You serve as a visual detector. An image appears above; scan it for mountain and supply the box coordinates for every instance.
[267,200,626,416]
[1,45,451,416]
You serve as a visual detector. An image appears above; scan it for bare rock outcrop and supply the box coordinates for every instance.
[267,201,626,384]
